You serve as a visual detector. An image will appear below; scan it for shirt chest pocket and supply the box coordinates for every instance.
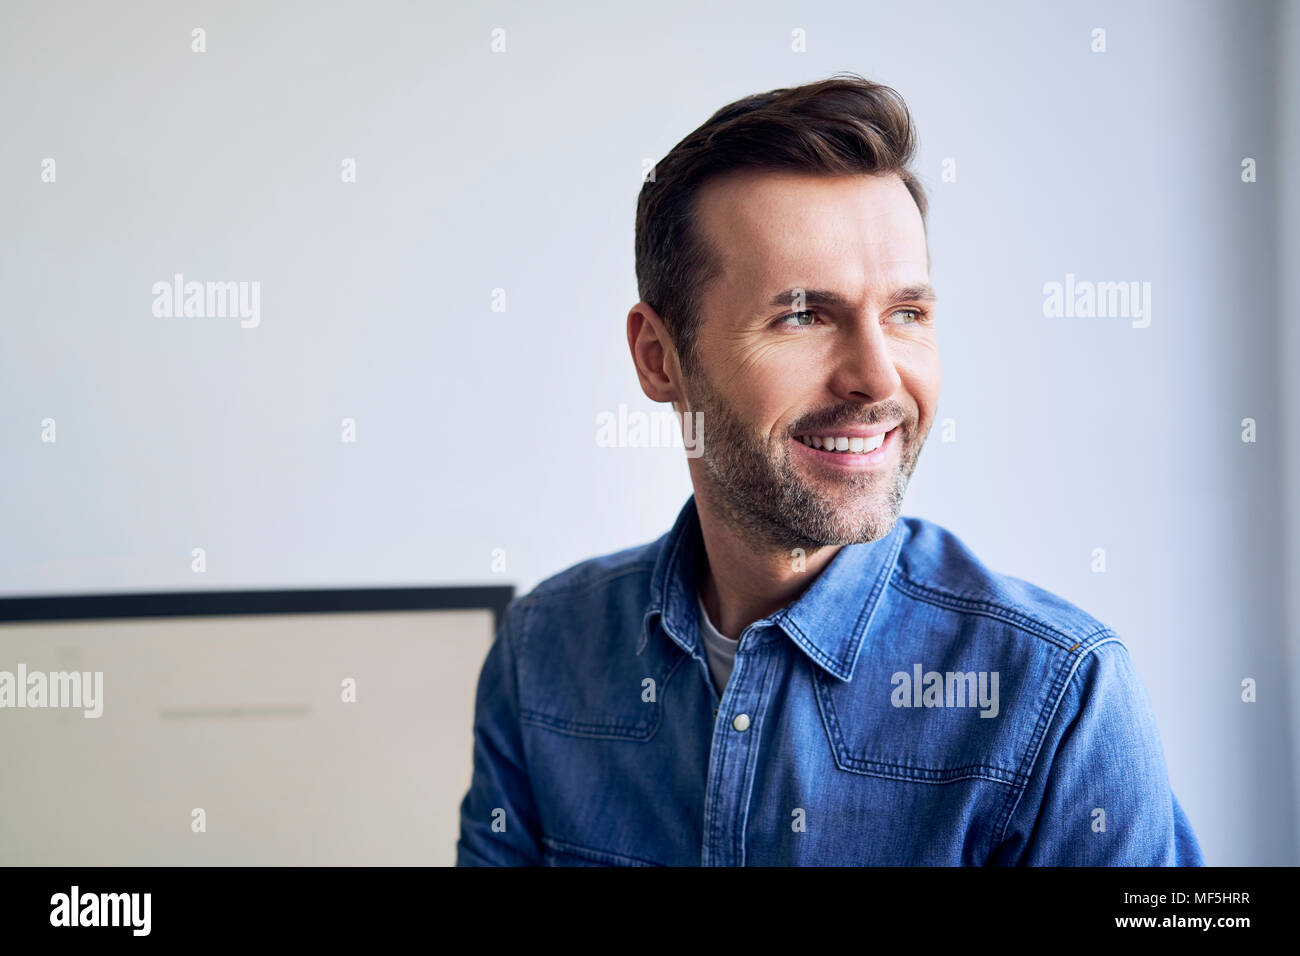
[812,662,1033,787]
[516,618,689,741]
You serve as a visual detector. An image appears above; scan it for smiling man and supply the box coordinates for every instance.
[457,74,1203,866]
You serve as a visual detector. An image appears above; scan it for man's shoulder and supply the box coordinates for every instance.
[887,517,1161,786]
[501,532,670,681]
[893,515,1114,651]
[517,533,664,610]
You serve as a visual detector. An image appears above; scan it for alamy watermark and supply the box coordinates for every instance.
[0,664,103,718]
[891,664,999,718]
[152,273,260,328]
[50,886,150,936]
[1042,273,1151,328]
[596,404,704,457]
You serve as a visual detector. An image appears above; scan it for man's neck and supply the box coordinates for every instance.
[693,493,840,641]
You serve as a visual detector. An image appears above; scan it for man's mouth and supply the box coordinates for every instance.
[793,425,898,455]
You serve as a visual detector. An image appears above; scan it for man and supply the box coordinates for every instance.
[457,74,1204,866]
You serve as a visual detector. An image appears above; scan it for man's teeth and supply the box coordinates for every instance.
[796,433,888,453]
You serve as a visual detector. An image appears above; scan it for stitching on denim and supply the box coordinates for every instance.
[524,562,657,604]
[890,570,1107,650]
[991,632,1120,856]
[510,597,540,791]
[778,519,907,680]
[518,645,688,741]
[636,611,653,656]
[512,592,532,654]
[987,643,1079,855]
[732,649,778,865]
[847,522,909,671]
[704,650,734,864]
[665,520,700,640]
[518,711,655,738]
[650,503,695,631]
[541,834,663,867]
[811,665,1026,786]
[840,524,908,677]
[779,615,840,676]
[721,652,749,865]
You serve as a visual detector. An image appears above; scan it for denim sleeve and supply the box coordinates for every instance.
[456,597,545,866]
[996,638,1205,866]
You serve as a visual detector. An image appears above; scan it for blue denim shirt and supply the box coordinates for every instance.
[458,496,1204,866]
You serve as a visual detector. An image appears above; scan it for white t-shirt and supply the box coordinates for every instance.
[697,592,738,695]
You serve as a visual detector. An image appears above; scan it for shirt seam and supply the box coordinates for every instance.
[890,568,1106,651]
[523,561,657,605]
[811,663,1030,786]
[541,834,665,867]
[518,648,688,741]
[735,649,778,866]
[503,595,545,863]
[991,631,1123,858]
[778,520,908,680]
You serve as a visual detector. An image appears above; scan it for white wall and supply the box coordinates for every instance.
[0,0,1293,864]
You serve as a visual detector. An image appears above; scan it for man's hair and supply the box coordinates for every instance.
[634,73,928,372]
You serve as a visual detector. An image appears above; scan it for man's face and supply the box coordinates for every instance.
[679,169,940,550]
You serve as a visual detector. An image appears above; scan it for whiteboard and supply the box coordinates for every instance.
[0,604,496,865]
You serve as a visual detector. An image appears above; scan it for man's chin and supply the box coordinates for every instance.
[814,512,899,546]
[774,489,902,548]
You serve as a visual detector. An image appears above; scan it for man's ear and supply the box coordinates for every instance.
[627,301,684,404]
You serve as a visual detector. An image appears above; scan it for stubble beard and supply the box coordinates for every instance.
[680,362,929,553]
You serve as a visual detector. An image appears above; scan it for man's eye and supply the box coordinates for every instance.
[778,311,818,327]
[888,309,925,325]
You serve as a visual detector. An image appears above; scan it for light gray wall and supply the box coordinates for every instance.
[1,0,1294,865]
[1278,0,1300,873]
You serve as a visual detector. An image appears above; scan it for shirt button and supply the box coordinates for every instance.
[732,713,751,732]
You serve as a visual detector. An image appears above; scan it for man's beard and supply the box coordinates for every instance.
[680,362,929,552]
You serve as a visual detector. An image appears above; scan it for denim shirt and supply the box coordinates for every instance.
[457,495,1204,866]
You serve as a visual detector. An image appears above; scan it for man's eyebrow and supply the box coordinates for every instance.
[765,283,937,310]
[886,283,938,305]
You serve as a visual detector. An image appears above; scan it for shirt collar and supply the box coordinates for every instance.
[640,495,910,682]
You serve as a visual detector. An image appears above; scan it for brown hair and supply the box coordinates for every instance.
[634,73,928,372]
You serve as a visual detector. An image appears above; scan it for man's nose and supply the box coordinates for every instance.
[828,319,903,404]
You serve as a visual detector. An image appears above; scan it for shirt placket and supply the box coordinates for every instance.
[701,627,774,866]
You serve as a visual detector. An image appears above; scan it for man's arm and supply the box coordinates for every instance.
[994,637,1204,865]
[456,597,545,866]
